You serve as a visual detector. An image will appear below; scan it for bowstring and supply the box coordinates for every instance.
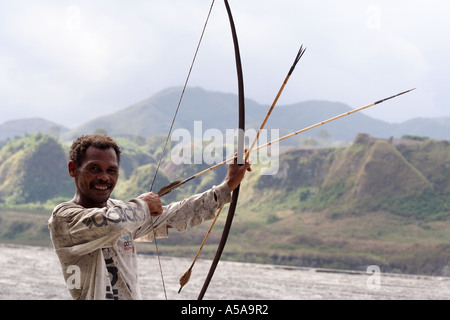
[148,0,216,300]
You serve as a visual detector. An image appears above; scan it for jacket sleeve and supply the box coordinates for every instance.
[133,181,232,242]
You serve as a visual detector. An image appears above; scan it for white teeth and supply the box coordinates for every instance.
[95,186,108,190]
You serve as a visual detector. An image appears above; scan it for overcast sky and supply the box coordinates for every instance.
[1,0,449,128]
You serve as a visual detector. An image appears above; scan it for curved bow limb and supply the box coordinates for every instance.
[197,0,245,300]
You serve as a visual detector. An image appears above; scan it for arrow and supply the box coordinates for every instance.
[178,205,225,294]
[245,45,306,162]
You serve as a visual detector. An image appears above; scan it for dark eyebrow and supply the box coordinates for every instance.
[86,162,100,168]
[86,162,118,170]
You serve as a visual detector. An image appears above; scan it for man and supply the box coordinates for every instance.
[48,134,251,300]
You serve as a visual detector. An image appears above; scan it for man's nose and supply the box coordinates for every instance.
[97,171,110,182]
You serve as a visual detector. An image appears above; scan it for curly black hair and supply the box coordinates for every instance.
[69,134,122,167]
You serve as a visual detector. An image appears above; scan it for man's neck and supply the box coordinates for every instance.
[70,193,108,208]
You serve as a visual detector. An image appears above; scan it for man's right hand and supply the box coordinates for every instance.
[138,192,163,216]
[226,151,252,192]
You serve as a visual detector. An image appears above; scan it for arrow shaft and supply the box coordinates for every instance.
[255,102,377,150]
[255,89,415,150]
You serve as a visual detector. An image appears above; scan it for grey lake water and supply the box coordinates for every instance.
[0,243,448,300]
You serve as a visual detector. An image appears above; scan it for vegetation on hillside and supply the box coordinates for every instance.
[0,133,73,206]
[0,132,449,276]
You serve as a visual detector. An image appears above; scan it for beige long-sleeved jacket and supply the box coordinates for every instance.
[48,182,231,300]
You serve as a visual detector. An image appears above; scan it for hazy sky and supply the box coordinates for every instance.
[1,0,449,128]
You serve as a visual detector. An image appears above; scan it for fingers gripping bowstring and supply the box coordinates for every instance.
[148,0,216,300]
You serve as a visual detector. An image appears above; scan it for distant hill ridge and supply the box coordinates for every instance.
[0,118,69,141]
[1,87,449,142]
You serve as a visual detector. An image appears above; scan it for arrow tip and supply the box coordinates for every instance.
[397,88,417,96]
[288,44,307,76]
[375,88,417,105]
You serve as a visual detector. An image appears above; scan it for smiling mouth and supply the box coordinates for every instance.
[91,184,112,191]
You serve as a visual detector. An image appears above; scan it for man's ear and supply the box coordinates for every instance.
[68,161,78,178]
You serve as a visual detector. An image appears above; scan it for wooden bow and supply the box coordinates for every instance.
[197,0,246,300]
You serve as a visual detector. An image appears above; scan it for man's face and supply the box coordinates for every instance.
[69,146,119,208]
